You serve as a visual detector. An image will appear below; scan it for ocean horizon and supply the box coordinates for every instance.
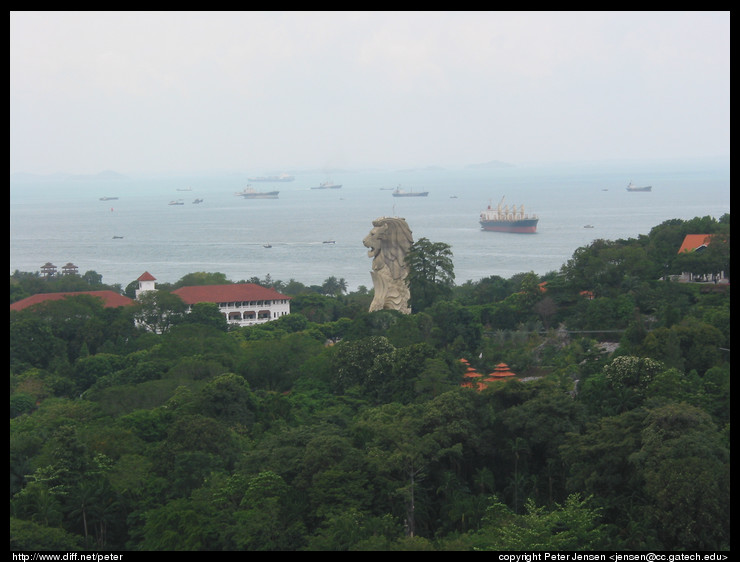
[10,158,730,292]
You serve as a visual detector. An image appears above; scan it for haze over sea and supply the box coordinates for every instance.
[10,158,729,293]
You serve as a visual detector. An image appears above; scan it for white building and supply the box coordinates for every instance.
[134,272,291,327]
[171,283,291,327]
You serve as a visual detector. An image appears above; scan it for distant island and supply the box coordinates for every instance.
[10,170,128,182]
[465,160,515,169]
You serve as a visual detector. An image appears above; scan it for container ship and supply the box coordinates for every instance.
[479,197,538,233]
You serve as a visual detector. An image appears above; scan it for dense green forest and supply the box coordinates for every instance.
[10,215,730,551]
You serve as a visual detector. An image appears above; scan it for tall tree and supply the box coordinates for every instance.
[631,403,730,550]
[131,291,187,334]
[405,238,455,313]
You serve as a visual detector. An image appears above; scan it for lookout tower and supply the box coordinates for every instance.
[40,262,57,279]
[61,262,79,276]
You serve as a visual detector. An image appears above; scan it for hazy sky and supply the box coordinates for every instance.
[10,11,730,175]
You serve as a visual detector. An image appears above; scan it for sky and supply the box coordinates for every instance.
[10,11,730,175]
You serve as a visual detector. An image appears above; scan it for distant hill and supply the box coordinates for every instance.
[10,170,128,182]
[465,160,515,169]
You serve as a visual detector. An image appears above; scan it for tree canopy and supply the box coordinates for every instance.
[10,214,730,551]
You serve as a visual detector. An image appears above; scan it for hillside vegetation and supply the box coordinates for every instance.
[10,215,730,551]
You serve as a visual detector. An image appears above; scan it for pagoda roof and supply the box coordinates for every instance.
[489,362,516,378]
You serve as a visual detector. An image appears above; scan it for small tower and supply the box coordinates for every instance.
[40,262,57,279]
[135,272,157,299]
[61,262,79,276]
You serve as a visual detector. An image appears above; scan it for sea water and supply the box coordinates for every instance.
[9,160,730,292]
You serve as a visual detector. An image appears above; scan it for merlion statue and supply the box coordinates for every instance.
[362,217,413,314]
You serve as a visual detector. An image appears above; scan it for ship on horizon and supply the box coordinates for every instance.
[626,181,652,192]
[479,197,538,233]
[235,186,279,199]
[311,180,342,189]
[392,185,428,197]
[248,173,295,182]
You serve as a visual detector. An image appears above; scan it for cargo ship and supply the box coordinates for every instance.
[392,185,428,197]
[626,181,651,192]
[247,173,294,182]
[311,180,342,189]
[480,197,538,233]
[235,186,279,199]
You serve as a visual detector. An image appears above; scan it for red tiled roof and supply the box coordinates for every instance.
[171,284,291,305]
[678,234,712,254]
[137,271,157,281]
[10,291,134,311]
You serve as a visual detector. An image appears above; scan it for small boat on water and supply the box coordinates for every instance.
[479,196,538,233]
[584,225,594,229]
[192,198,204,204]
[235,186,279,199]
[323,240,336,244]
[626,181,652,192]
[263,244,272,248]
[392,185,429,197]
[112,235,124,239]
[99,196,118,201]
[168,200,184,205]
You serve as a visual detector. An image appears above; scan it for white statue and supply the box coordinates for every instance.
[363,217,413,314]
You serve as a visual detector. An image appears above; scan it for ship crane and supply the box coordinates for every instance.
[480,195,539,233]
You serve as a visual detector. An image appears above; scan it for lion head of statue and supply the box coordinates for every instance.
[363,217,414,280]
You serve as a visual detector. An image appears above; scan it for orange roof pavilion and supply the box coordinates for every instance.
[484,362,517,381]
